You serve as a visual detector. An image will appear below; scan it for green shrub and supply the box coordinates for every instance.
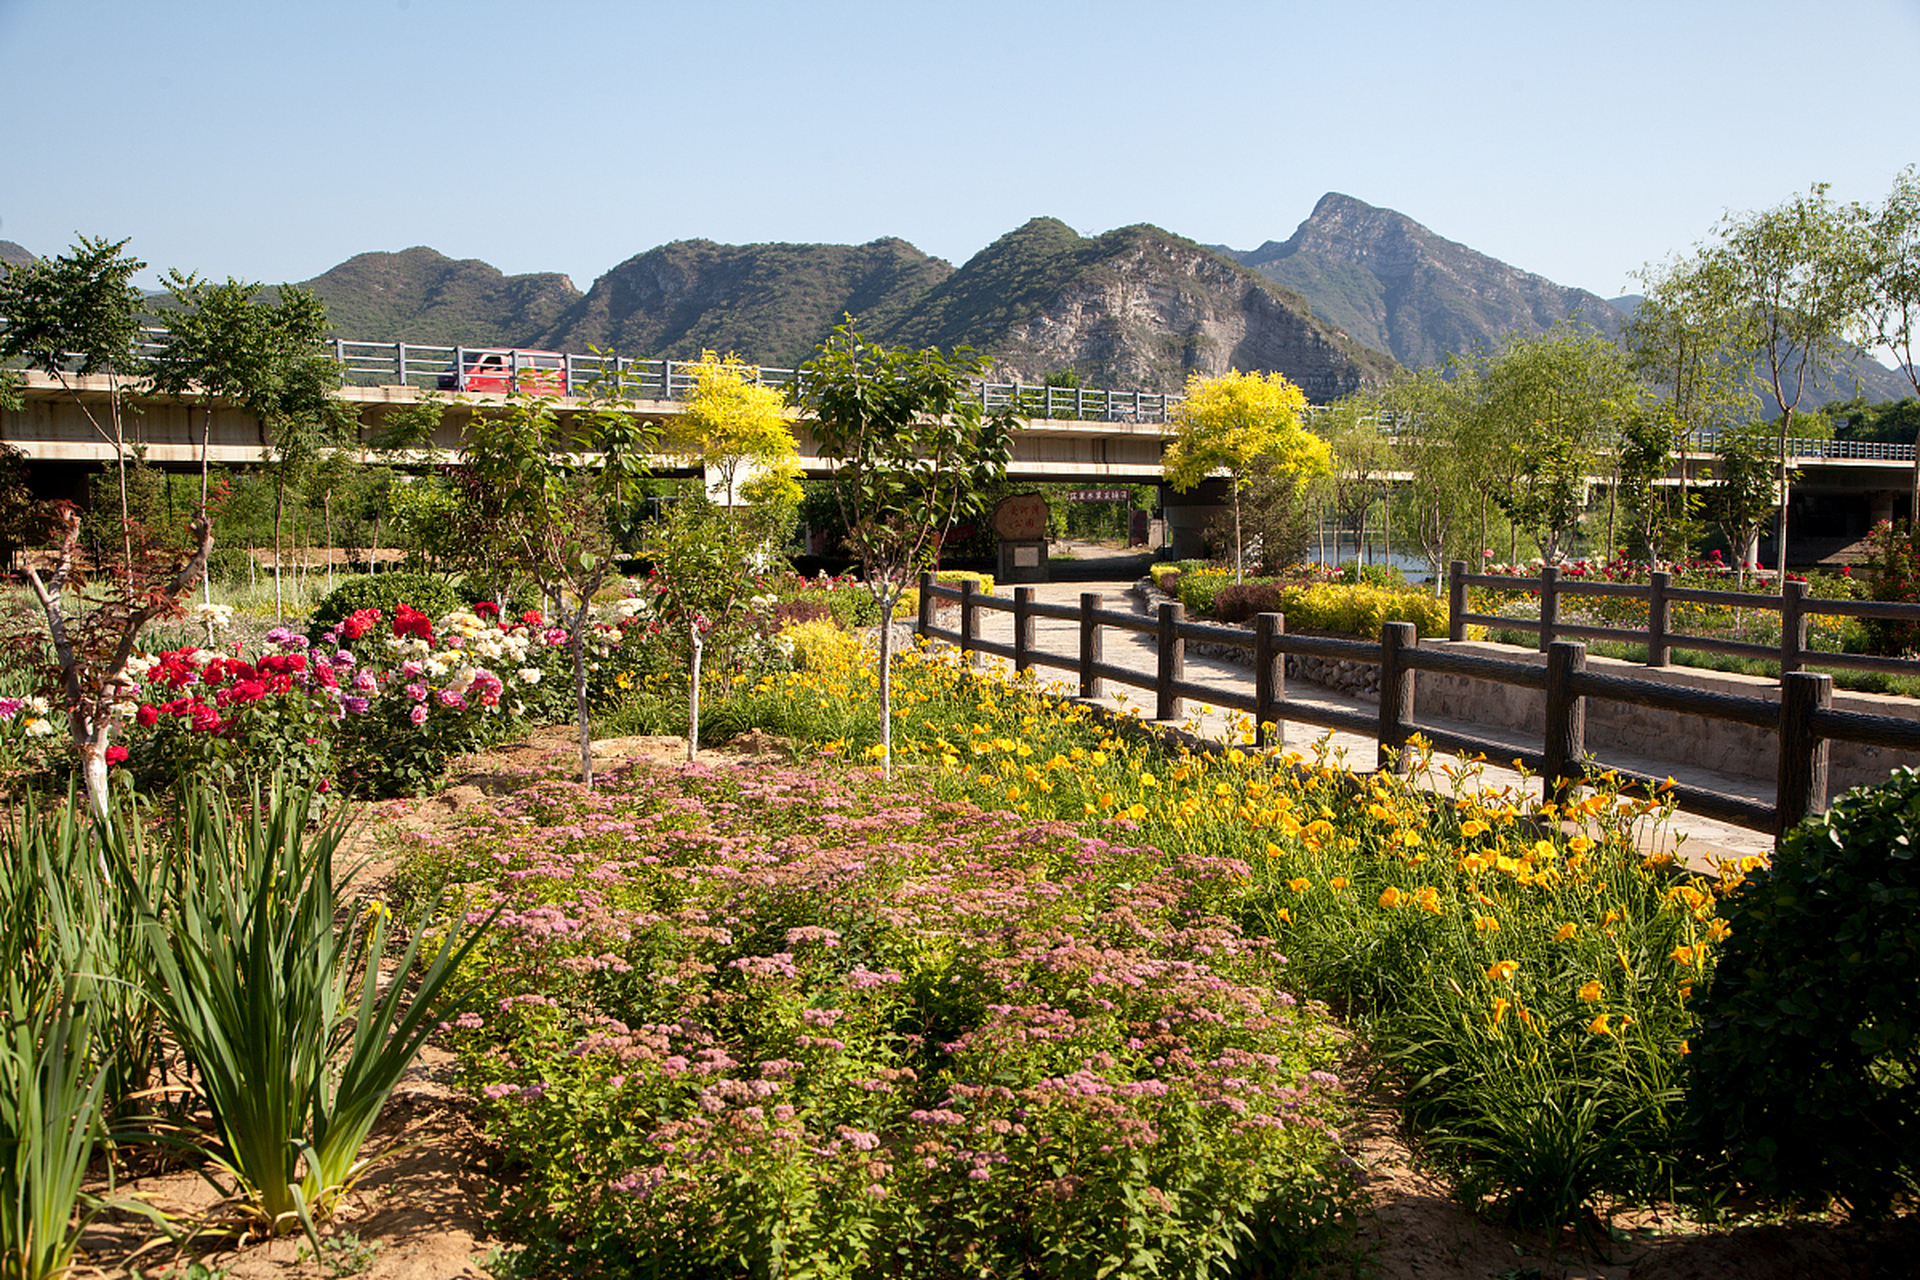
[1686,767,1920,1214]
[1203,581,1448,639]
[1171,565,1233,617]
[309,573,463,632]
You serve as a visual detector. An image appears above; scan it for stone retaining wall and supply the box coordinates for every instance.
[1145,584,1920,792]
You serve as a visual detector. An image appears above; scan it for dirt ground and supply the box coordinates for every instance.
[74,726,1916,1280]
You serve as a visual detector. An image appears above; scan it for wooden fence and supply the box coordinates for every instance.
[1448,559,1920,680]
[915,573,1920,839]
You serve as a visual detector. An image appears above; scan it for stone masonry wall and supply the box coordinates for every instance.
[1175,602,1920,792]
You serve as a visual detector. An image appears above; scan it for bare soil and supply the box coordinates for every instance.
[76,726,1913,1280]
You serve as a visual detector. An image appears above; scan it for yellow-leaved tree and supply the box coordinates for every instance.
[1162,369,1330,581]
[673,351,802,508]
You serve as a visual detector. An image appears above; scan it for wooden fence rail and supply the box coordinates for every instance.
[1449,558,1920,680]
[915,573,1920,841]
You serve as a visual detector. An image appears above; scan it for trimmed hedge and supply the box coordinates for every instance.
[1198,580,1450,640]
[310,572,464,631]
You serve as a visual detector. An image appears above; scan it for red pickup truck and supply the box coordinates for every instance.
[437,349,568,395]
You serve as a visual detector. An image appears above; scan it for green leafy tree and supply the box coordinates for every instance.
[1613,407,1696,567]
[1682,185,1860,581]
[0,236,147,566]
[1851,166,1920,521]
[641,494,782,761]
[1378,368,1478,591]
[1163,369,1330,582]
[1314,397,1395,571]
[0,237,218,824]
[789,322,1018,779]
[246,287,354,618]
[148,274,339,614]
[1707,421,1780,586]
[1466,325,1640,565]
[456,381,659,787]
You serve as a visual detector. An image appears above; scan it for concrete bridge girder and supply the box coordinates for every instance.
[2,374,1169,484]
[10,374,1912,556]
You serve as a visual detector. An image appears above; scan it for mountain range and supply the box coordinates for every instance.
[4,198,1912,404]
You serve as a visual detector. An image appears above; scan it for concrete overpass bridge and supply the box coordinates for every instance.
[0,338,1176,490]
[4,335,1916,561]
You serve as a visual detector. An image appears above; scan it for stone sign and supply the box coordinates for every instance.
[991,492,1049,541]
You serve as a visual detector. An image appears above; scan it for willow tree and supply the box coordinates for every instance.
[1467,324,1640,566]
[1163,369,1330,582]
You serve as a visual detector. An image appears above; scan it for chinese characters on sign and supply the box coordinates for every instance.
[991,493,1050,540]
[1062,489,1129,502]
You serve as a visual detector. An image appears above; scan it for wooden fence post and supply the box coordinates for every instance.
[1080,593,1105,700]
[1014,587,1035,674]
[1448,560,1467,642]
[1648,570,1671,667]
[917,571,933,639]
[1156,602,1185,722]
[960,579,979,668]
[1255,612,1286,748]
[1781,579,1809,675]
[1777,671,1832,835]
[1538,565,1560,652]
[1544,640,1588,808]
[1378,622,1415,774]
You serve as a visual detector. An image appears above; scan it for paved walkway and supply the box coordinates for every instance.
[919,561,1774,871]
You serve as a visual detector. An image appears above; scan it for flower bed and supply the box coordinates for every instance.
[761,648,1740,1226]
[418,756,1356,1276]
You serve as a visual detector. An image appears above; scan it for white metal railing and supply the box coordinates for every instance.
[20,328,1184,424]
[23,327,1920,451]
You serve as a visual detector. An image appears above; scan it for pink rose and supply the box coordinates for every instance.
[408,703,429,727]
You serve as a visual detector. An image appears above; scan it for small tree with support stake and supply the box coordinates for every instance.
[790,322,1018,778]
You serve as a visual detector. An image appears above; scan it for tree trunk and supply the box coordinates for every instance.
[686,620,703,762]
[1382,489,1392,571]
[1231,476,1244,583]
[272,472,286,620]
[1774,411,1793,592]
[324,489,334,595]
[1606,480,1617,564]
[572,600,593,789]
[877,584,896,780]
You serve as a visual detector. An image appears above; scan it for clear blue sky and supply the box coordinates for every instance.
[3,0,1917,305]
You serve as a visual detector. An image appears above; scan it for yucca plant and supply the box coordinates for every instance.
[124,776,492,1233]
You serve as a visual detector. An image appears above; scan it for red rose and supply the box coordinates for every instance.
[136,704,158,727]
[105,745,129,765]
[393,605,434,642]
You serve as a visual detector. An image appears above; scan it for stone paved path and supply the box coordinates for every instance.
[920,557,1776,871]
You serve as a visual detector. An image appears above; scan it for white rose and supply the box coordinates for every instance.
[518,668,542,685]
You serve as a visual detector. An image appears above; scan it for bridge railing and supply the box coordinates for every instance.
[26,327,1189,424]
[324,341,1188,423]
[1688,428,1918,462]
